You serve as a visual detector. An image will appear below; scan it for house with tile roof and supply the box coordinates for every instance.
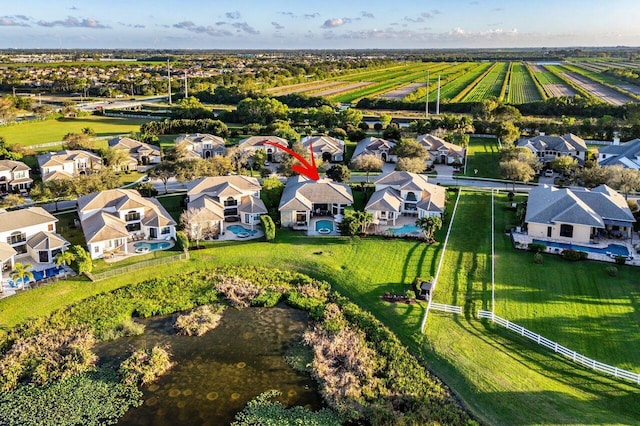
[365,171,446,226]
[0,160,32,192]
[77,189,176,259]
[185,176,267,237]
[0,207,69,270]
[237,136,289,163]
[108,136,162,169]
[598,138,640,169]
[279,176,353,231]
[174,133,226,159]
[517,133,587,165]
[301,136,345,162]
[416,134,465,165]
[352,137,397,163]
[525,184,635,244]
[37,150,102,182]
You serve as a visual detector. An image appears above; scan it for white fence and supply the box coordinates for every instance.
[430,303,463,314]
[478,310,640,385]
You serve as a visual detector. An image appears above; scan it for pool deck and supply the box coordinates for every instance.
[1,254,75,299]
[367,216,425,238]
[307,217,341,236]
[511,230,640,266]
[103,239,176,263]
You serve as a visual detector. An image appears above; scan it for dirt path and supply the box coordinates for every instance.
[544,84,576,97]
[562,72,634,105]
[267,80,343,96]
[379,83,424,100]
[313,81,372,97]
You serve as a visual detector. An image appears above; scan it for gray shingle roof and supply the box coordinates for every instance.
[279,176,353,211]
[517,133,587,154]
[352,137,395,160]
[599,139,640,168]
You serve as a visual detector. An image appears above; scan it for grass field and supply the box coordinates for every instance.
[0,116,148,147]
[462,62,508,102]
[463,136,502,178]
[1,192,640,424]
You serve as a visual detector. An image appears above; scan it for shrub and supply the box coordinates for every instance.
[528,242,547,253]
[260,215,276,242]
[606,266,618,277]
[614,255,627,265]
[214,276,263,308]
[533,252,543,264]
[251,290,283,307]
[174,304,225,336]
[101,319,145,341]
[70,245,93,275]
[120,345,173,387]
[561,249,588,261]
[175,231,189,252]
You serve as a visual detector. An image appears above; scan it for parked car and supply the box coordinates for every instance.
[544,169,554,177]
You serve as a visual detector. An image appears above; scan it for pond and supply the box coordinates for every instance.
[95,305,323,426]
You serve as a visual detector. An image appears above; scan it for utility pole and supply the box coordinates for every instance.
[184,72,188,99]
[425,71,429,119]
[436,75,441,115]
[167,59,172,105]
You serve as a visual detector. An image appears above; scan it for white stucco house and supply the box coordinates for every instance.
[237,136,289,163]
[517,133,587,166]
[0,160,32,192]
[416,134,465,166]
[301,136,345,162]
[108,136,162,169]
[365,171,446,226]
[0,207,69,269]
[174,133,226,159]
[352,137,397,163]
[77,189,176,259]
[37,150,103,182]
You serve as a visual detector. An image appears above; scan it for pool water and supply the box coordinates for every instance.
[388,224,422,235]
[227,225,258,236]
[133,241,172,251]
[9,266,64,286]
[314,219,334,232]
[532,239,630,256]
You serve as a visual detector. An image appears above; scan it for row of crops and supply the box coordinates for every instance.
[269,60,640,106]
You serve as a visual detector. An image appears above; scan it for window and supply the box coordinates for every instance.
[48,224,54,231]
[94,246,99,253]
[224,197,237,207]
[125,210,141,222]
[560,224,573,238]
[126,222,141,232]
[161,227,171,235]
[8,231,26,245]
[405,192,417,202]
[547,226,552,237]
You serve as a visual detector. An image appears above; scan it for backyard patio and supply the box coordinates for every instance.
[1,254,75,298]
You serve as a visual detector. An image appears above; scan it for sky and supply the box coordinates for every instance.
[1,0,639,50]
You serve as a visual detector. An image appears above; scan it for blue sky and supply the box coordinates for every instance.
[1,0,639,49]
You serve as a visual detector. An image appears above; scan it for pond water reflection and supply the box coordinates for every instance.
[95,305,322,426]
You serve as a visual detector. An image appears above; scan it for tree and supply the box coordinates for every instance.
[500,159,535,190]
[495,121,521,144]
[63,132,91,150]
[279,141,310,177]
[149,162,175,194]
[236,97,288,124]
[11,262,34,290]
[551,156,578,175]
[353,210,373,233]
[0,137,23,160]
[393,139,427,159]
[416,216,442,242]
[102,147,131,172]
[175,231,190,255]
[351,154,383,183]
[0,194,25,208]
[608,165,640,199]
[396,157,426,173]
[379,114,392,128]
[226,146,252,175]
[261,177,284,211]
[70,245,92,275]
[382,126,402,141]
[180,207,207,249]
[338,108,363,127]
[208,156,234,177]
[326,164,351,182]
[251,149,267,171]
[457,133,470,149]
[0,96,16,123]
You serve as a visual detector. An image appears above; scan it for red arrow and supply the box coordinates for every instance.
[264,140,319,181]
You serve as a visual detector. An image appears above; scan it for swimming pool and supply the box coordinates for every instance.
[315,219,334,234]
[227,225,258,236]
[9,266,65,287]
[388,224,422,235]
[532,239,630,256]
[133,241,172,252]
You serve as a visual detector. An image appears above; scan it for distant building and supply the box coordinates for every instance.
[352,137,397,163]
[0,160,32,192]
[174,133,226,159]
[517,133,587,165]
[598,138,640,169]
[301,136,345,162]
[37,150,102,182]
[415,134,465,166]
[237,136,289,163]
[108,136,162,169]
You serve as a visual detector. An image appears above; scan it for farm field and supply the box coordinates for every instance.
[531,64,578,97]
[380,82,424,100]
[462,62,509,102]
[507,62,543,104]
[0,116,148,148]
[562,71,633,105]
[562,63,640,98]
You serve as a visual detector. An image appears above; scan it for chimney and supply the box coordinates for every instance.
[613,137,620,145]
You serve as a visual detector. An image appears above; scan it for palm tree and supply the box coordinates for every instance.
[11,262,34,290]
[55,250,75,276]
[415,216,443,242]
[354,211,374,234]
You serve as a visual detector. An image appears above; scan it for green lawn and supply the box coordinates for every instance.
[464,136,502,178]
[1,192,640,424]
[0,116,149,147]
[156,194,185,222]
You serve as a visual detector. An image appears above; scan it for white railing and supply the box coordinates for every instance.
[430,303,463,314]
[478,310,640,385]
